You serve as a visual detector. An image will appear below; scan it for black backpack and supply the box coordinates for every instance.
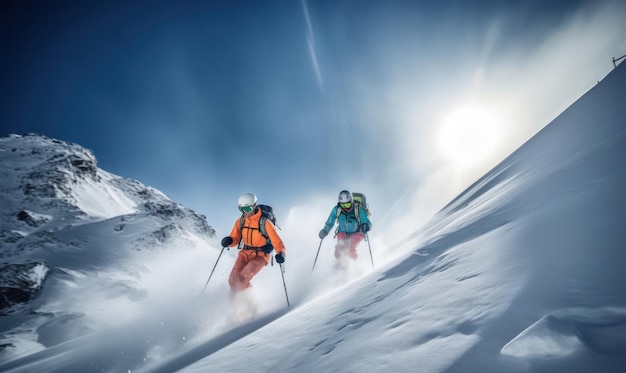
[239,204,277,253]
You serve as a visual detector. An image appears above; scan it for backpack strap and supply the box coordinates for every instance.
[239,213,272,253]
[258,215,268,238]
[334,204,361,235]
[353,201,362,225]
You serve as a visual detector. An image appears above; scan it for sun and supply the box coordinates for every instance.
[437,105,501,167]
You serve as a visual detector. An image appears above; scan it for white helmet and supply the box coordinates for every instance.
[338,190,352,203]
[237,193,257,211]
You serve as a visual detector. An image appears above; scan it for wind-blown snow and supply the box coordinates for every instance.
[1,62,625,372]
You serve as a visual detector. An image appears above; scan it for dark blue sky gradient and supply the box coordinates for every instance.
[1,0,622,235]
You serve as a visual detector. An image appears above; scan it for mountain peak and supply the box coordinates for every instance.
[0,133,216,321]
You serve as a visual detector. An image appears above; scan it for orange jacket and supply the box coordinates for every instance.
[228,207,286,262]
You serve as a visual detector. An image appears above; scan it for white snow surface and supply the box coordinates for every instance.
[0,63,625,372]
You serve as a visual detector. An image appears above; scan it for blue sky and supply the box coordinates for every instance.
[2,0,625,236]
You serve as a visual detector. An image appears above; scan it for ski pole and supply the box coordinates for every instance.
[311,238,324,274]
[279,263,290,307]
[202,246,225,294]
[365,233,374,270]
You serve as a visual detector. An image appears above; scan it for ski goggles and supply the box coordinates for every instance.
[238,205,255,214]
[339,202,352,209]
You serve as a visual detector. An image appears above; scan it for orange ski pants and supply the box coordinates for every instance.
[228,249,268,292]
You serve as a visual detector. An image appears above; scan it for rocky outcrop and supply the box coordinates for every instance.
[0,262,49,314]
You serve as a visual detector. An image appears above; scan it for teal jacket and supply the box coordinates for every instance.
[322,204,371,235]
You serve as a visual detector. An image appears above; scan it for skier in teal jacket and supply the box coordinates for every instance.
[319,190,372,263]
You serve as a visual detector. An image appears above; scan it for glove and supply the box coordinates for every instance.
[319,229,328,239]
[275,252,285,263]
[359,224,370,233]
[221,236,233,247]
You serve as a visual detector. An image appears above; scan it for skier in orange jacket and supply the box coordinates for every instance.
[221,193,286,293]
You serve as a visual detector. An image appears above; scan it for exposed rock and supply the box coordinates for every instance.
[0,230,24,246]
[16,210,47,227]
[0,262,49,314]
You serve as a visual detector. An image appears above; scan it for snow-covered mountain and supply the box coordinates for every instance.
[0,59,625,373]
[0,134,216,362]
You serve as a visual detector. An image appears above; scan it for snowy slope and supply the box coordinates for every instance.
[0,60,625,373]
[164,63,626,372]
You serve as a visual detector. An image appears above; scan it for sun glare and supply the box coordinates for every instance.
[437,105,501,167]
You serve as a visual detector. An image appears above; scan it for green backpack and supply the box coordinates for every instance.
[352,192,371,217]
